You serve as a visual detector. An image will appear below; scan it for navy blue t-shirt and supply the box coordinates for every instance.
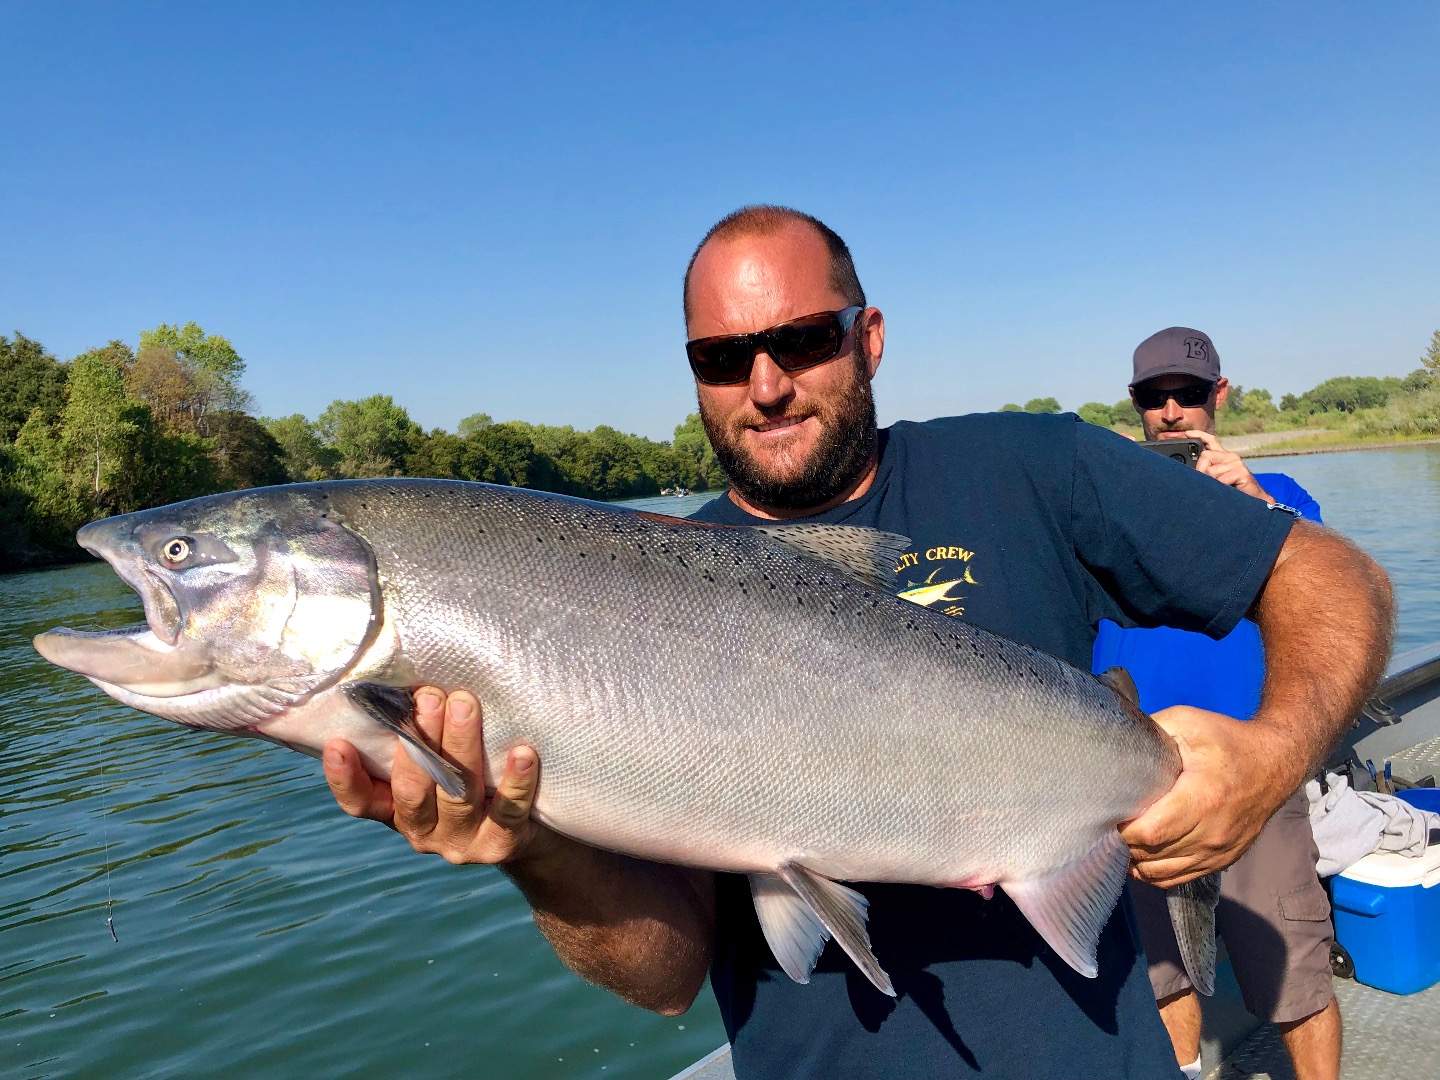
[1092,473,1322,719]
[688,412,1295,1079]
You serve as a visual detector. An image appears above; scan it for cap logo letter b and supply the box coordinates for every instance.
[1183,337,1209,362]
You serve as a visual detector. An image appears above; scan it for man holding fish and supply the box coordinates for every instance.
[320,207,1392,1077]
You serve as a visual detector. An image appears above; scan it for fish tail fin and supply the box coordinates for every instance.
[1167,872,1221,996]
[1002,829,1130,978]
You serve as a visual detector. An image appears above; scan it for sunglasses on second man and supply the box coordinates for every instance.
[686,306,865,386]
[1132,380,1216,411]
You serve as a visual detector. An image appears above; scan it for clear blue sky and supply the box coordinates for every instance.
[3,2,1436,441]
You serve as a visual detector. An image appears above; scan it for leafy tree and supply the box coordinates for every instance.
[209,411,289,489]
[999,403,1022,412]
[1423,329,1440,378]
[1279,393,1299,412]
[1076,402,1115,428]
[406,429,467,480]
[1023,397,1062,414]
[1403,367,1432,392]
[1299,376,1397,414]
[118,416,220,512]
[265,414,340,481]
[1223,386,1277,421]
[457,412,494,437]
[1,332,67,442]
[138,322,253,433]
[317,395,422,478]
[9,413,92,558]
[59,352,141,502]
[672,412,726,489]
[470,423,556,488]
[126,343,202,434]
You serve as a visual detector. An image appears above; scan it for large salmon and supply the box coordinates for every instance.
[33,479,1217,996]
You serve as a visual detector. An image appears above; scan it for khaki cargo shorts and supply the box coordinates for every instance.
[1130,789,1336,1024]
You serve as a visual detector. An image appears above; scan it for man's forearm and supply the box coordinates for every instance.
[505,836,716,1015]
[1251,518,1395,791]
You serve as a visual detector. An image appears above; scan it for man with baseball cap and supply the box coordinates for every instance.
[1093,326,1341,1080]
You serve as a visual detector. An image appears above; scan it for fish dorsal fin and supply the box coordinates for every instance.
[751,862,895,996]
[753,524,911,589]
[747,872,831,985]
[1098,666,1141,706]
[1001,829,1131,979]
[1167,872,1221,996]
[344,682,467,799]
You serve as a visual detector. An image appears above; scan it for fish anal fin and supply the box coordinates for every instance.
[748,873,830,985]
[1167,872,1221,996]
[343,682,467,799]
[1002,829,1130,979]
[753,524,913,589]
[1098,666,1141,707]
[776,862,895,996]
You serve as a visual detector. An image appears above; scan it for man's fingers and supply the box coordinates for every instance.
[441,690,485,769]
[324,739,394,823]
[413,686,447,743]
[390,748,440,838]
[1130,857,1215,888]
[472,747,539,863]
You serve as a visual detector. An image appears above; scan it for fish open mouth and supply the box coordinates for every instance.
[32,624,220,697]
[34,519,205,694]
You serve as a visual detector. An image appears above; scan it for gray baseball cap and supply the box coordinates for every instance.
[1130,327,1221,387]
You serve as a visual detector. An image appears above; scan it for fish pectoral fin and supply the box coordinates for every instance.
[1000,829,1130,979]
[752,525,912,590]
[342,682,467,799]
[748,872,830,986]
[770,862,896,997]
[1166,871,1221,996]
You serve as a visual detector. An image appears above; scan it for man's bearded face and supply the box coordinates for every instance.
[699,349,877,512]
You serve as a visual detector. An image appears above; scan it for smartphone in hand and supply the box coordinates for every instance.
[1137,437,1203,468]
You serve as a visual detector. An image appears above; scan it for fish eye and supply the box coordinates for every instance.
[162,537,193,565]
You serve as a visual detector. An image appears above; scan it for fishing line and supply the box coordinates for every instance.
[100,757,118,943]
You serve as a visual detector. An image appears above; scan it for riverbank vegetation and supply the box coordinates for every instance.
[7,324,1436,570]
[1,326,726,571]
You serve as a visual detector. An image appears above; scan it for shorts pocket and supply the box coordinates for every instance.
[1278,884,1331,922]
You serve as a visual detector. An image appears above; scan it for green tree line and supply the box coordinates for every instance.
[8,323,1436,572]
[1,326,727,571]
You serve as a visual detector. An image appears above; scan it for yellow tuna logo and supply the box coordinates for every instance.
[898,567,977,608]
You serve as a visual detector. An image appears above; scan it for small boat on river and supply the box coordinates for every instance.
[672,640,1440,1080]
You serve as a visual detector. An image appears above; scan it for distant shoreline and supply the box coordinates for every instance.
[1239,436,1440,460]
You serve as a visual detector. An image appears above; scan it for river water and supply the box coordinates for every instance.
[2,448,1436,1079]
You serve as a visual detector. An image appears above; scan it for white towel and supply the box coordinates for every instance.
[1304,772,1440,877]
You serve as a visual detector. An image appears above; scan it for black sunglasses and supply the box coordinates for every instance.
[1132,381,1215,411]
[686,306,864,386]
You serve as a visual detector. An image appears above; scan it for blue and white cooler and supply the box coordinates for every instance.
[1331,840,1440,995]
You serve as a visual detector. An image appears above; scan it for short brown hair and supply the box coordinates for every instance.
[682,205,866,323]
